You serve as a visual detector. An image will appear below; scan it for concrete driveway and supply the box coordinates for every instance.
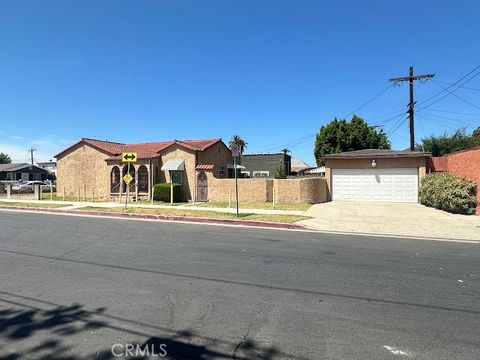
[300,201,480,241]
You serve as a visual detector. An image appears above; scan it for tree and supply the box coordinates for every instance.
[314,115,390,166]
[229,135,248,154]
[0,153,12,164]
[473,127,480,138]
[275,167,287,179]
[281,148,290,154]
[415,128,480,157]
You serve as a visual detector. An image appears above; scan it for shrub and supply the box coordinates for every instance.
[275,167,287,179]
[153,183,182,202]
[419,172,477,215]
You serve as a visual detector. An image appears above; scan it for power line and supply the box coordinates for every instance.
[419,64,480,106]
[386,116,409,137]
[417,64,480,109]
[421,110,473,126]
[389,66,435,150]
[429,78,480,110]
[434,79,480,91]
[250,84,397,153]
[343,84,395,118]
[427,108,480,117]
[416,114,457,131]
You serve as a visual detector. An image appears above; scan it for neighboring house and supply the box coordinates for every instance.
[428,146,480,214]
[239,153,291,178]
[304,166,326,177]
[290,158,311,176]
[0,163,49,181]
[323,149,431,203]
[55,138,232,201]
[37,161,57,176]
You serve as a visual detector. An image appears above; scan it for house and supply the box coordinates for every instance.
[55,138,232,201]
[428,146,480,214]
[0,163,49,182]
[323,149,431,203]
[239,153,291,178]
[37,161,57,177]
[304,166,326,177]
[290,158,311,176]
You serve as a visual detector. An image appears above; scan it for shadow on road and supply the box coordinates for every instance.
[0,299,282,360]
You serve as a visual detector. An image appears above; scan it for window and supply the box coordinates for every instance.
[110,166,120,193]
[170,170,183,184]
[219,165,225,177]
[241,171,251,178]
[252,171,269,178]
[138,165,149,193]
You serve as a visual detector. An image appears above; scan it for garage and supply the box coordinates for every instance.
[323,149,431,204]
[332,168,418,202]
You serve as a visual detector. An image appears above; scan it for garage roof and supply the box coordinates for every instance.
[322,149,431,159]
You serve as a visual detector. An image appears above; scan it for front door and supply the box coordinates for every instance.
[197,171,208,202]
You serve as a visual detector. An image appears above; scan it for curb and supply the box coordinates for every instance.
[0,205,305,230]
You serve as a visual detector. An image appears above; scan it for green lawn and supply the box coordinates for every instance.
[194,201,312,211]
[0,201,68,208]
[81,206,311,223]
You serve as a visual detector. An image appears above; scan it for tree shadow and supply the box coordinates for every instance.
[0,303,281,360]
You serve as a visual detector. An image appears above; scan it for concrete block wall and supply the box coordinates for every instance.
[273,178,327,204]
[206,173,327,204]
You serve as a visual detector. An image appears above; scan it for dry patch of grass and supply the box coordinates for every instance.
[194,201,312,211]
[0,201,68,208]
[81,206,311,223]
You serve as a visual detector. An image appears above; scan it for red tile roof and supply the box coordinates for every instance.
[195,164,215,170]
[55,138,125,158]
[56,138,225,160]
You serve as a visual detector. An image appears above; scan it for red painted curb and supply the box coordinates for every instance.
[0,205,304,230]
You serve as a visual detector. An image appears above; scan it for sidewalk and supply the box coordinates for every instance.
[299,202,480,241]
[0,198,306,216]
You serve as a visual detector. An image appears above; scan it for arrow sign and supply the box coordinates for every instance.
[122,152,137,163]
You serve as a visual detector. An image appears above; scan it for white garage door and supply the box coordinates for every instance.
[332,168,418,203]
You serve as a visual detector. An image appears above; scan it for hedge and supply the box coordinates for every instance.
[419,172,477,215]
[153,183,182,202]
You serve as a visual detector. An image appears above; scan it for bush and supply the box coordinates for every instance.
[275,167,287,179]
[153,183,182,202]
[419,172,477,215]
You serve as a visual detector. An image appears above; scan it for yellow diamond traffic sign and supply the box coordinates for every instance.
[122,152,137,163]
[123,173,133,184]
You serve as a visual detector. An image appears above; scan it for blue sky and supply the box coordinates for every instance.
[0,1,479,165]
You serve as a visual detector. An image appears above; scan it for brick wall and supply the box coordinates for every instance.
[430,147,480,213]
[206,173,327,204]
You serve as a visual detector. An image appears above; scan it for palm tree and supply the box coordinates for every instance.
[281,148,290,154]
[229,135,248,154]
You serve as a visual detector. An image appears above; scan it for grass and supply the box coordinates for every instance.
[194,201,312,211]
[41,193,83,201]
[0,201,68,208]
[81,206,311,223]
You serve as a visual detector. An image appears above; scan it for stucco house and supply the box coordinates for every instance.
[55,138,232,201]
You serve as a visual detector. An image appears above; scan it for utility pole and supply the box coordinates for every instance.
[29,148,36,165]
[389,67,435,151]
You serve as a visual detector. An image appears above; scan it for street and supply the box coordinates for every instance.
[0,210,479,360]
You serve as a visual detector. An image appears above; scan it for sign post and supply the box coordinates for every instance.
[122,152,137,210]
[230,145,240,217]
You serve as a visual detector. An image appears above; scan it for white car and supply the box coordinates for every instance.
[12,181,49,191]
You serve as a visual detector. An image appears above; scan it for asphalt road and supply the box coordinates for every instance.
[0,210,479,360]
